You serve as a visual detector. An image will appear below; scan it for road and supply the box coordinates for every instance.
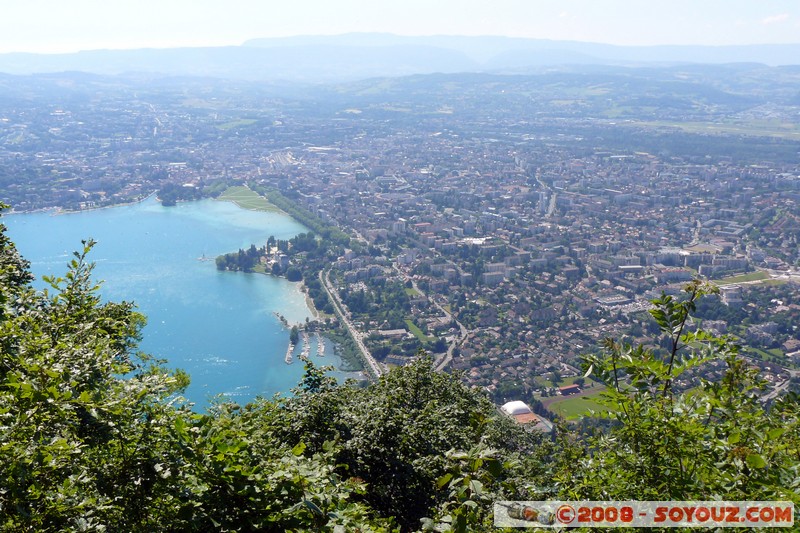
[319,269,384,380]
[332,227,469,374]
[434,321,468,372]
[432,297,468,372]
[397,276,468,372]
[761,367,799,404]
[533,169,557,219]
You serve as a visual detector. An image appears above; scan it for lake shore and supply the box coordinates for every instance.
[5,197,320,407]
[9,191,159,216]
[300,282,321,320]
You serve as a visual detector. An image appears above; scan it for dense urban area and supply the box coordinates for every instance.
[2,64,800,417]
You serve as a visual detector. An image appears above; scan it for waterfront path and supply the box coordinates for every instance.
[320,269,384,380]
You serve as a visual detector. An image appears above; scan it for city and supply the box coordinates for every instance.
[2,65,799,415]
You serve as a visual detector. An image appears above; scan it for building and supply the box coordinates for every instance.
[558,384,581,395]
[500,401,554,434]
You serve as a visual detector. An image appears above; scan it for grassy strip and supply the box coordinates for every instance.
[405,319,434,343]
[633,120,800,140]
[217,118,258,130]
[218,186,282,212]
[747,347,782,360]
[715,271,769,284]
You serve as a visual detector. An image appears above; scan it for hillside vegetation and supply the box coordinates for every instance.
[1,211,798,531]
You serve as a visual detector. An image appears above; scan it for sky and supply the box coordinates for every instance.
[1,0,799,54]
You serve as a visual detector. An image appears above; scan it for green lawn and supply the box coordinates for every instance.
[547,392,613,419]
[404,287,421,297]
[534,375,600,388]
[218,186,282,212]
[746,347,786,363]
[715,271,769,284]
[405,319,434,343]
[561,375,599,387]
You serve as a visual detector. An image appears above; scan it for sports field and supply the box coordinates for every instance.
[546,389,613,419]
[715,271,769,284]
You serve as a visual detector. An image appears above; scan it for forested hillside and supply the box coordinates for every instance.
[1,209,798,531]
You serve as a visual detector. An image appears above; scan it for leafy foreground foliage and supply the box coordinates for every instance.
[1,213,799,532]
[563,281,800,521]
[0,214,552,531]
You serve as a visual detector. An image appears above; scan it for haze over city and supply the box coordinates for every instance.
[2,0,800,54]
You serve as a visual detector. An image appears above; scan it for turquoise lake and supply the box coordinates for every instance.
[4,197,347,408]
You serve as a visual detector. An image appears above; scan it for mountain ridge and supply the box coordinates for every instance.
[1,33,799,82]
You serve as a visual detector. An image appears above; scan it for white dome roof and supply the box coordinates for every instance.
[501,401,532,416]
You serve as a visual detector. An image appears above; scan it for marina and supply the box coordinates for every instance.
[285,329,330,364]
[300,331,311,361]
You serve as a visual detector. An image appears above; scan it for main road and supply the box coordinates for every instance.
[319,269,384,380]
[398,276,468,372]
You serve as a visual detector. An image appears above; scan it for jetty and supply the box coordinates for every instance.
[316,332,325,356]
[300,332,311,361]
[274,312,289,327]
[284,342,295,364]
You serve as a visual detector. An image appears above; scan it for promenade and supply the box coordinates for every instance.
[320,269,384,379]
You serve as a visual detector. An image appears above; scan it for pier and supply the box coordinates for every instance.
[284,342,295,364]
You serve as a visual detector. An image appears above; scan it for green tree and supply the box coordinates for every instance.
[286,266,303,282]
[0,236,192,530]
[560,280,800,507]
[276,356,553,530]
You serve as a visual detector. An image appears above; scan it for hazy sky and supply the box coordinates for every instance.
[2,0,799,54]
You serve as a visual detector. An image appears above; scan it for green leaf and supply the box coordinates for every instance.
[766,428,785,441]
[468,479,483,496]
[728,431,741,445]
[437,473,453,489]
[292,442,307,456]
[303,499,323,516]
[746,454,767,469]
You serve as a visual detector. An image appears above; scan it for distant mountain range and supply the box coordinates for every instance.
[1,33,799,82]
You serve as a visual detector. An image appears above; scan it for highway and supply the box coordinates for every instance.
[533,169,557,219]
